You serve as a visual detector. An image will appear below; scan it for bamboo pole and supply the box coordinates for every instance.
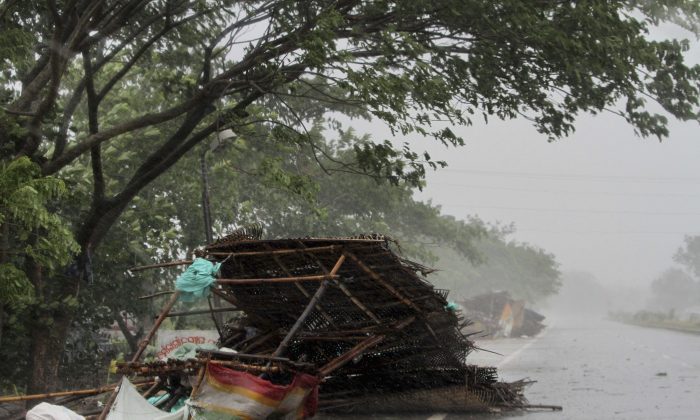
[344,251,422,312]
[138,291,175,300]
[318,335,385,376]
[97,291,181,420]
[195,350,304,365]
[332,281,381,324]
[318,316,416,376]
[207,245,341,257]
[296,242,381,325]
[0,379,155,403]
[129,260,192,272]
[216,274,338,284]
[96,378,121,420]
[263,244,337,328]
[190,363,207,400]
[164,306,239,318]
[272,254,346,358]
[141,380,163,399]
[133,290,181,362]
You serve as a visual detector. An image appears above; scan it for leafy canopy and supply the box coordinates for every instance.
[0,157,79,306]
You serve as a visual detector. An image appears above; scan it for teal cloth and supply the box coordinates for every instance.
[147,393,187,413]
[175,258,221,302]
[169,342,218,361]
[445,301,459,311]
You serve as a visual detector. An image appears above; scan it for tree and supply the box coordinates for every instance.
[430,223,561,303]
[1,0,700,392]
[649,267,699,312]
[674,236,700,279]
[0,157,78,392]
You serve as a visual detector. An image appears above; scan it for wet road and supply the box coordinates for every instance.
[321,315,700,420]
[464,316,700,420]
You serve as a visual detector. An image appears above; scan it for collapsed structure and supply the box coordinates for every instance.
[2,235,535,418]
[196,236,527,413]
[458,291,546,338]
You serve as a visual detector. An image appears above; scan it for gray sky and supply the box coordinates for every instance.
[414,111,700,290]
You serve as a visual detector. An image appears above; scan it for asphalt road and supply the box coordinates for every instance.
[464,315,700,420]
[322,315,700,420]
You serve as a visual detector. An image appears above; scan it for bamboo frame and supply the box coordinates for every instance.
[216,274,338,284]
[207,245,342,257]
[344,251,422,312]
[98,290,181,420]
[96,378,122,420]
[295,241,381,325]
[164,306,239,318]
[190,362,208,400]
[271,254,346,358]
[263,244,337,328]
[133,290,181,362]
[121,359,286,377]
[318,335,385,376]
[0,379,155,403]
[318,316,416,376]
[129,260,192,272]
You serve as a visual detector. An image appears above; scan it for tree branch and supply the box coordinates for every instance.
[83,48,105,202]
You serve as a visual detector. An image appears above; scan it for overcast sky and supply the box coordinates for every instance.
[414,110,700,290]
[408,27,700,290]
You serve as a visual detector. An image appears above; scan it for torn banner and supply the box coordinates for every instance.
[189,364,319,419]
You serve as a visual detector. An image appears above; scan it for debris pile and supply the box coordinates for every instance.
[2,235,538,418]
[458,291,546,338]
[198,237,528,413]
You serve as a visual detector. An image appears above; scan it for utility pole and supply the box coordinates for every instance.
[200,149,214,244]
[199,147,223,328]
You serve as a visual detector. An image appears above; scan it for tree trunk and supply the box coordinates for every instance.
[0,221,8,347]
[26,252,81,394]
[114,311,142,356]
[28,311,72,394]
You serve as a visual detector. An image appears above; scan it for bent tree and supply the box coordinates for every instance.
[1,0,700,392]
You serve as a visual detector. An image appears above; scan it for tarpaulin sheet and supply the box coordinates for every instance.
[26,403,85,420]
[175,258,221,302]
[106,378,187,420]
[190,363,319,420]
